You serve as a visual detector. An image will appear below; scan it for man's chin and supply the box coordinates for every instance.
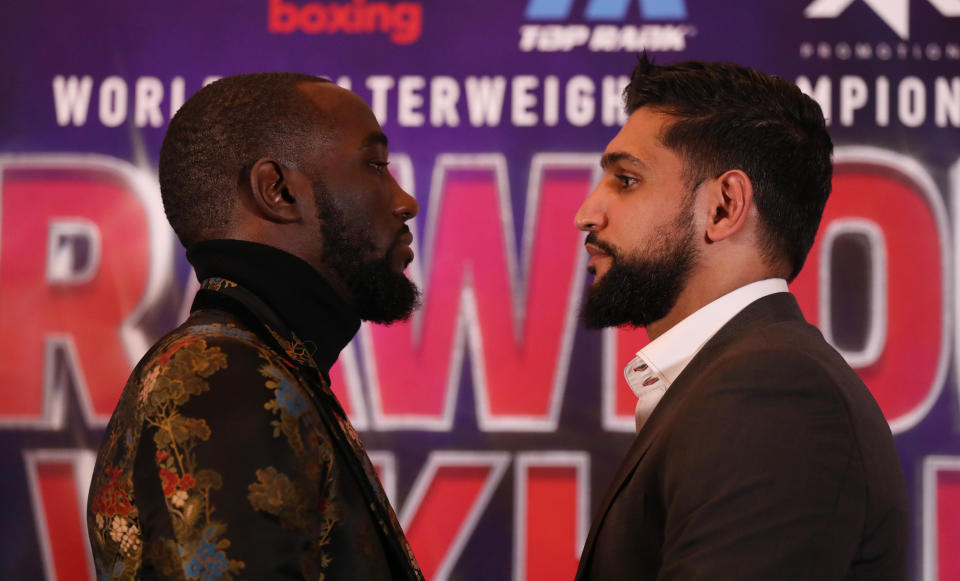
[587,259,616,281]
[588,272,606,286]
[351,268,422,325]
[389,261,412,276]
[389,243,415,273]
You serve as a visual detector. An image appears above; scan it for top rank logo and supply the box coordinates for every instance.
[519,0,695,52]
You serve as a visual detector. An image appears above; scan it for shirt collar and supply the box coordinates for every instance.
[624,278,789,397]
[186,239,361,374]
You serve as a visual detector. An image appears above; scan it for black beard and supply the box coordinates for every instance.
[580,211,697,329]
[317,194,421,325]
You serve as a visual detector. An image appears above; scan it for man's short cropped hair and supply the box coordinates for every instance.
[159,72,331,247]
[623,54,833,281]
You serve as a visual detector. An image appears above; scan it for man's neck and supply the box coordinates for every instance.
[646,270,778,341]
[187,239,361,373]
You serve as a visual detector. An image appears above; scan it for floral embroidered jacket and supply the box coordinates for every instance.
[87,240,423,581]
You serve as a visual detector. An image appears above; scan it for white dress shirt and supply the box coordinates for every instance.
[624,278,790,433]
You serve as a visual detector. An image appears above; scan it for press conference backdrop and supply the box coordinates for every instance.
[1,0,958,579]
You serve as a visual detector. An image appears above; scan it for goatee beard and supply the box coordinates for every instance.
[317,193,421,324]
[580,217,697,330]
[338,249,421,325]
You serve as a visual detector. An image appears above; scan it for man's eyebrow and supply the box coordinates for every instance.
[361,131,389,149]
[600,151,646,170]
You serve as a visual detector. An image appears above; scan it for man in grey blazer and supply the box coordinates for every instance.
[573,55,909,580]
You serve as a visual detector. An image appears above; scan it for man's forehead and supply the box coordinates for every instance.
[297,79,351,101]
[603,108,675,165]
[297,82,383,147]
[620,108,672,139]
[600,151,647,171]
[361,131,389,149]
[298,83,362,117]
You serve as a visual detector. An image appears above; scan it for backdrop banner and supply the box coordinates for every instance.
[1,0,958,579]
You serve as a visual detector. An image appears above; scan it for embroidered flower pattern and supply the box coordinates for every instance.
[263,364,308,417]
[178,526,231,581]
[201,277,238,292]
[251,357,339,576]
[139,339,242,579]
[137,366,161,406]
[188,324,256,342]
[86,291,411,580]
[88,329,246,580]
[99,561,127,581]
[89,462,142,577]
[265,324,315,366]
[91,466,134,517]
[109,516,142,556]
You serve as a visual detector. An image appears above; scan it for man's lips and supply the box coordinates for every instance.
[584,236,616,275]
[395,229,415,267]
[584,232,616,255]
[584,242,608,258]
[584,243,612,274]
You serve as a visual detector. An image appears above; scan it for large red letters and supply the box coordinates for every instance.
[24,450,97,581]
[793,147,947,433]
[363,154,595,430]
[513,452,588,581]
[0,156,170,429]
[399,452,509,579]
[923,456,960,581]
[9,149,955,581]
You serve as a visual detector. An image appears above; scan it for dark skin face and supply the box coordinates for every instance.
[295,82,418,282]
[238,82,419,311]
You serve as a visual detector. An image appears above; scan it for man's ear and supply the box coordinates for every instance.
[704,169,754,243]
[247,157,305,223]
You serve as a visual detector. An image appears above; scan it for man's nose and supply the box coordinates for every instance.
[393,187,419,221]
[574,188,607,232]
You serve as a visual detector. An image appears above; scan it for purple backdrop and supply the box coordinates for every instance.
[1,0,959,579]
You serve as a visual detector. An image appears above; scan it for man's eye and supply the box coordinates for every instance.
[370,161,391,173]
[616,175,638,188]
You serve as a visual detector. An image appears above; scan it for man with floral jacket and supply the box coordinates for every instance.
[88,73,423,580]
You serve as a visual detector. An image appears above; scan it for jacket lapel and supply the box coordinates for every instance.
[576,293,806,578]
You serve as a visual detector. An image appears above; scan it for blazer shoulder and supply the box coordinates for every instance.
[135,310,282,374]
[696,312,863,392]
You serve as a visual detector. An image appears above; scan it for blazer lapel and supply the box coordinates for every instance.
[575,354,699,578]
[576,293,807,578]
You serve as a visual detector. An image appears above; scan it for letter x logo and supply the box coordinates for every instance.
[805,0,960,39]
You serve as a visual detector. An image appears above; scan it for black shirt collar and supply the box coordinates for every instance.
[186,239,360,374]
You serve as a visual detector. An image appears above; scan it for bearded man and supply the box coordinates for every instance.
[574,56,909,580]
[87,73,424,580]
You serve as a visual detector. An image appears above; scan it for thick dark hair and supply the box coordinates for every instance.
[624,54,833,281]
[159,72,332,247]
